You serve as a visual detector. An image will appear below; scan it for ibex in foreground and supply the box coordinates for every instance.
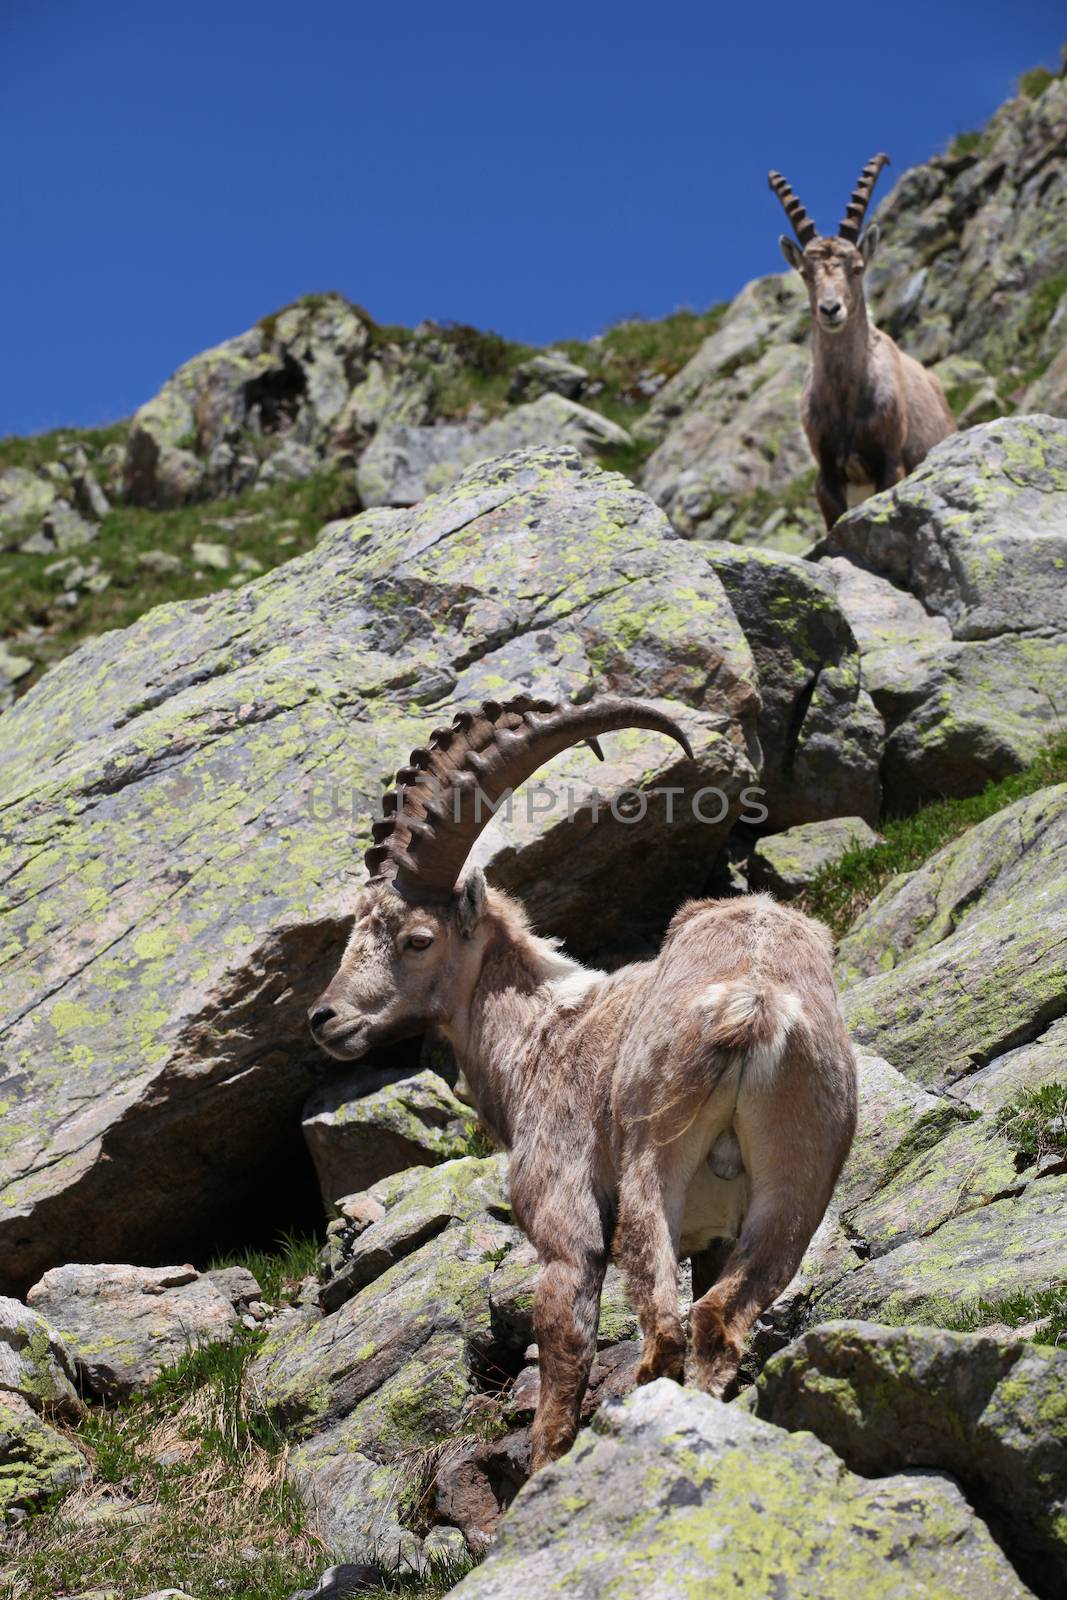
[770,154,955,529]
[310,697,857,1468]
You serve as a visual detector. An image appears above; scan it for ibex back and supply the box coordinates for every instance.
[310,696,857,1468]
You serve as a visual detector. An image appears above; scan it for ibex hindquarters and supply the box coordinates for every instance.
[611,901,855,1408]
[521,896,857,1468]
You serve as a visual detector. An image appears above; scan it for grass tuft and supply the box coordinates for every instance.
[937,1282,1067,1347]
[209,1226,323,1306]
[996,1082,1067,1168]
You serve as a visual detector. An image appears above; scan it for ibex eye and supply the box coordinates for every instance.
[407,932,434,951]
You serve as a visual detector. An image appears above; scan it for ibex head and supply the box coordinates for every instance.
[308,696,693,1060]
[769,155,890,334]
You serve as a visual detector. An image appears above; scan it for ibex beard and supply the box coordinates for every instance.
[310,695,858,1470]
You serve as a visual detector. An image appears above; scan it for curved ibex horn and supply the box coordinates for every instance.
[768,170,818,247]
[839,153,891,243]
[365,695,695,905]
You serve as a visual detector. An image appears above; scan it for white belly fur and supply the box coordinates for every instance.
[846,480,875,507]
[672,1073,750,1257]
[680,1164,750,1256]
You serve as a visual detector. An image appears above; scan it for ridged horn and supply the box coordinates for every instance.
[839,153,890,243]
[366,695,695,904]
[768,169,817,247]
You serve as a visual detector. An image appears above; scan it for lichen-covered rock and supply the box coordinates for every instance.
[303,1068,477,1208]
[0,467,62,550]
[508,352,589,403]
[639,277,813,544]
[819,421,1067,807]
[752,1320,1067,1593]
[25,1264,237,1400]
[840,785,1067,1087]
[812,1173,1067,1326]
[123,295,372,505]
[356,394,631,506]
[0,447,758,1291]
[818,554,953,719]
[251,1157,523,1568]
[825,416,1067,639]
[446,1379,1032,1599]
[0,1296,83,1419]
[697,543,882,827]
[958,1015,1067,1114]
[748,816,880,898]
[0,1391,88,1513]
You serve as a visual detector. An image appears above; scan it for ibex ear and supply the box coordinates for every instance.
[455,867,488,938]
[779,235,806,273]
[860,223,880,263]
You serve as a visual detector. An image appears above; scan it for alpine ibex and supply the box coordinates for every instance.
[309,696,857,1468]
[770,154,955,529]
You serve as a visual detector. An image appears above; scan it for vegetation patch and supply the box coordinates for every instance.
[1018,66,1055,101]
[797,731,1067,938]
[939,1283,1067,1347]
[997,1082,1067,1169]
[1,1329,321,1600]
[1,466,359,692]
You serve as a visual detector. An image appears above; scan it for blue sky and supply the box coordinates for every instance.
[4,2,1064,437]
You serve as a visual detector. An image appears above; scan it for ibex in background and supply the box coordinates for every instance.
[309,696,857,1469]
[770,154,956,529]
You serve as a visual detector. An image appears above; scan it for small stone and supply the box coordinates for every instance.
[203,1265,263,1309]
[137,549,183,574]
[749,816,881,899]
[191,539,232,571]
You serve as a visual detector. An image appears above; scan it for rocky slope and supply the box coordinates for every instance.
[3,408,1067,1598]
[2,53,1067,1600]
[2,59,1065,704]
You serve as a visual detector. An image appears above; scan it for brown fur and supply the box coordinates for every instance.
[780,232,956,528]
[310,882,857,1468]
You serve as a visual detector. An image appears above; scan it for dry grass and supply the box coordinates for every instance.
[1,1332,324,1600]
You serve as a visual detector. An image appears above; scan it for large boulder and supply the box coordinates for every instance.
[356,394,632,507]
[839,783,1067,1085]
[824,416,1067,639]
[821,418,1067,808]
[698,543,883,828]
[751,1319,1067,1593]
[302,1068,476,1206]
[446,1379,1032,1598]
[25,1264,237,1400]
[123,295,373,505]
[0,447,758,1291]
